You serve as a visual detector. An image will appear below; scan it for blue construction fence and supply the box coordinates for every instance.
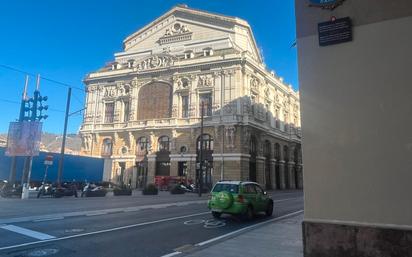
[0,147,104,183]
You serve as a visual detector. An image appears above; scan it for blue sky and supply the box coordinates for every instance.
[0,0,297,134]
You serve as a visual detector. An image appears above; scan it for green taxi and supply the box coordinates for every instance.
[207,181,274,219]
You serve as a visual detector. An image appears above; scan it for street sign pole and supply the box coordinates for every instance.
[43,155,53,183]
[22,75,41,200]
[42,165,49,184]
[198,101,204,197]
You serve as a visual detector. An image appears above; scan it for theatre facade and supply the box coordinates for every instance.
[79,5,302,190]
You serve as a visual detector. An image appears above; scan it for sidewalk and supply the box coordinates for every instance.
[183,213,303,257]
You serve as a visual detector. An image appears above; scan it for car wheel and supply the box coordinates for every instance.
[265,201,274,216]
[243,205,254,221]
[212,211,222,219]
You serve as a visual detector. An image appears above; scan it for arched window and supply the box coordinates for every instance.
[101,138,113,156]
[199,93,212,116]
[124,85,130,94]
[137,82,172,120]
[182,79,189,88]
[197,134,213,151]
[137,137,148,153]
[158,136,170,151]
[250,136,257,155]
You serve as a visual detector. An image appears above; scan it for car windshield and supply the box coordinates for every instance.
[212,183,239,193]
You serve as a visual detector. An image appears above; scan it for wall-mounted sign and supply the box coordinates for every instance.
[308,0,346,10]
[44,155,53,166]
[318,17,352,46]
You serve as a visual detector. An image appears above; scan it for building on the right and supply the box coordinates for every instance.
[295,0,412,256]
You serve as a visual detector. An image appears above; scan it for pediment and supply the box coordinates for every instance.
[122,6,262,63]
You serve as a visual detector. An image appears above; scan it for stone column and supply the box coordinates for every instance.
[278,160,286,189]
[212,71,221,115]
[131,165,138,189]
[124,163,134,186]
[297,164,303,189]
[129,80,139,121]
[103,158,113,182]
[170,160,178,177]
[256,156,266,186]
[240,156,250,181]
[187,159,197,184]
[146,154,157,186]
[270,159,277,189]
[211,160,222,182]
[288,162,296,189]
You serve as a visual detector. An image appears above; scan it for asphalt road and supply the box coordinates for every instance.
[0,190,303,257]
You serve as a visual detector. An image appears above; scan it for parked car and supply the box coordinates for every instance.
[207,181,274,220]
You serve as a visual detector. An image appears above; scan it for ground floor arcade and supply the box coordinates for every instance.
[102,153,303,190]
[87,125,302,190]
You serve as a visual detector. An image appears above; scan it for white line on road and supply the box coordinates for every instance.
[160,251,182,257]
[33,217,64,223]
[0,200,208,225]
[273,197,302,203]
[0,212,210,251]
[159,210,304,257]
[0,225,55,240]
[196,210,304,246]
[85,212,108,217]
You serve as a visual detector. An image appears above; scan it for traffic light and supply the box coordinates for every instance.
[33,90,48,121]
[19,90,48,122]
[35,91,48,121]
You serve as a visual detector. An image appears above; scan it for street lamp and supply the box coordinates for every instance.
[197,101,205,197]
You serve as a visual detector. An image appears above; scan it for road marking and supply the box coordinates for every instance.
[85,212,108,217]
[123,207,141,213]
[0,212,210,251]
[273,197,302,203]
[158,209,304,257]
[33,217,64,223]
[203,219,226,229]
[0,225,55,240]
[183,219,205,225]
[160,251,182,257]
[196,210,304,246]
[0,200,208,225]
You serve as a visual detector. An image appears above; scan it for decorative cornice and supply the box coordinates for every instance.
[84,58,242,83]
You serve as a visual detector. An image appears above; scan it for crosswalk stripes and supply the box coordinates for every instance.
[0,224,55,240]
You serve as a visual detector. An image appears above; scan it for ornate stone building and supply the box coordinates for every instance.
[79,5,302,189]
